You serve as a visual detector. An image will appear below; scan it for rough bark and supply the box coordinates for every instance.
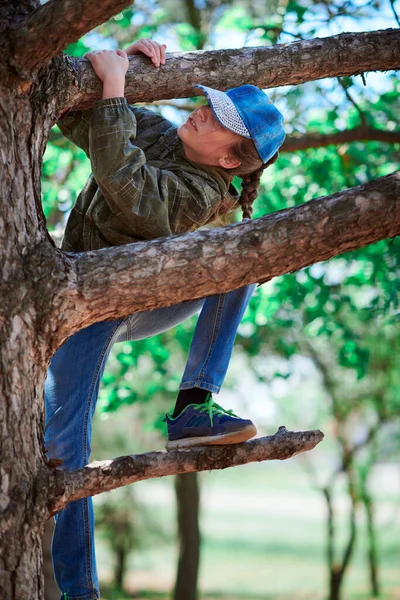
[45,427,324,517]
[45,171,400,351]
[174,473,200,600]
[55,28,400,111]
[0,86,52,599]
[8,0,133,76]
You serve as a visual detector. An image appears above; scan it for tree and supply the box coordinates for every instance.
[0,1,399,597]
[235,226,400,599]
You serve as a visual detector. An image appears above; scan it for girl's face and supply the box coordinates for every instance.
[177,105,242,169]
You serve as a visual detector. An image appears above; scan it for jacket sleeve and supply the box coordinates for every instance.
[88,97,222,239]
[57,109,92,156]
[57,105,160,158]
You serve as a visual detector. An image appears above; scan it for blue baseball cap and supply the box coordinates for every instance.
[193,84,285,164]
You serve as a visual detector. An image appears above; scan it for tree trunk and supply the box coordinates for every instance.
[358,442,380,598]
[115,546,127,591]
[364,491,380,596]
[324,487,337,600]
[0,87,51,598]
[323,484,357,600]
[174,473,201,600]
[328,480,357,600]
[330,569,342,600]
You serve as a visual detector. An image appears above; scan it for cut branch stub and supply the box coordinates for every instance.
[46,427,324,517]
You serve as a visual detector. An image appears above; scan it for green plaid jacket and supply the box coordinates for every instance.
[58,98,239,252]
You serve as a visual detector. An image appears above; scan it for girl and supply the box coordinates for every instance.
[45,39,285,599]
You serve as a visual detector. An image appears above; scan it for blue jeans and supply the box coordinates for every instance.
[44,284,255,599]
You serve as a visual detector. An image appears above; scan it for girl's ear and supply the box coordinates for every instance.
[218,155,241,169]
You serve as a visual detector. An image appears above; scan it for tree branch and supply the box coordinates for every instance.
[45,426,324,517]
[57,28,400,112]
[282,126,400,152]
[389,0,400,27]
[47,171,400,350]
[10,0,134,74]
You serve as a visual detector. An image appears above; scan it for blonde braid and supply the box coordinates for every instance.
[237,152,279,221]
[239,165,268,221]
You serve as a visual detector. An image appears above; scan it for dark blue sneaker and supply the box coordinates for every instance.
[165,394,257,449]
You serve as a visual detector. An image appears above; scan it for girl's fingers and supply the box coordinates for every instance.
[123,38,167,67]
[152,42,162,67]
[140,39,164,67]
[127,39,152,61]
[140,38,156,58]
[160,43,167,64]
[145,40,161,67]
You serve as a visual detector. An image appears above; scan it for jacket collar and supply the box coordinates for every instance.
[159,125,240,207]
[156,125,181,160]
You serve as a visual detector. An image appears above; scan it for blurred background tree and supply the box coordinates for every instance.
[95,486,167,592]
[43,0,399,598]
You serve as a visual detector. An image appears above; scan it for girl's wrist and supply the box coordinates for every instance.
[102,77,126,100]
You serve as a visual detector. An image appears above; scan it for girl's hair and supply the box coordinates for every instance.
[228,137,279,221]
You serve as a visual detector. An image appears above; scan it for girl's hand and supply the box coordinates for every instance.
[85,50,129,100]
[85,49,129,83]
[124,38,167,68]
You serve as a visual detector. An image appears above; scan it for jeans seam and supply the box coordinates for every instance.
[81,320,123,593]
[125,314,134,340]
[198,294,226,381]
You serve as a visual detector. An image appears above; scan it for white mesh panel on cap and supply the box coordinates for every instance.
[194,85,251,138]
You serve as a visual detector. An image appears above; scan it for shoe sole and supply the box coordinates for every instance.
[166,423,257,450]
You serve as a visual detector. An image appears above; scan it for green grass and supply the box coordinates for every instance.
[96,460,400,600]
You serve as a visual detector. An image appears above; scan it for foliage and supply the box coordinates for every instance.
[42,0,400,596]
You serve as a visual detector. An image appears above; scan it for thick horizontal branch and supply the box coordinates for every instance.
[48,171,400,349]
[10,0,133,74]
[58,28,400,111]
[46,426,324,516]
[283,126,400,152]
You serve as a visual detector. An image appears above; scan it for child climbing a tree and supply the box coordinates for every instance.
[45,38,285,599]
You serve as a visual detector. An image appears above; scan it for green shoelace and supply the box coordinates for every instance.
[191,393,238,426]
